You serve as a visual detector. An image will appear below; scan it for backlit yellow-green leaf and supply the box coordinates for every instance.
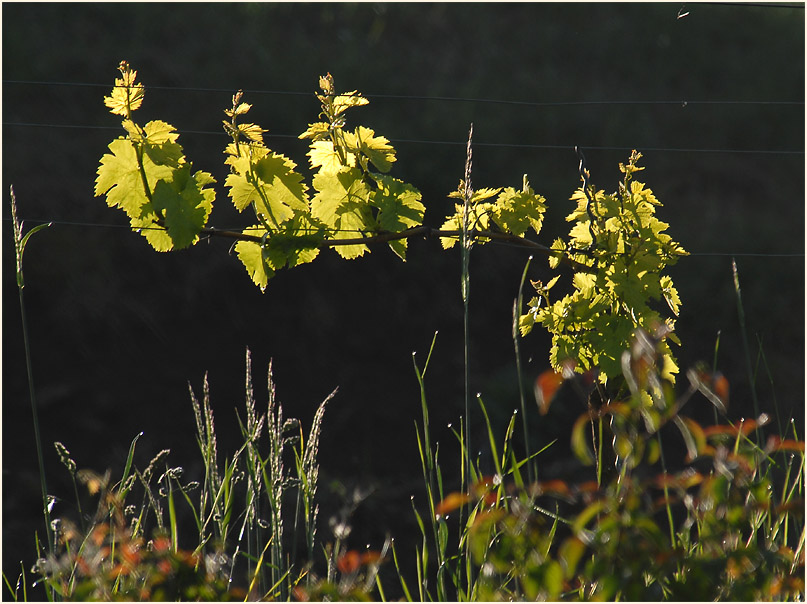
[311,168,374,259]
[369,174,425,259]
[308,140,355,174]
[224,151,308,227]
[331,91,369,115]
[298,122,331,141]
[488,175,546,237]
[345,126,396,173]
[235,235,274,290]
[149,167,215,250]
[95,138,176,220]
[103,62,144,116]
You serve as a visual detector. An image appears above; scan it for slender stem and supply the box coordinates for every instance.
[19,287,54,555]
[732,259,762,441]
[514,256,534,483]
[460,124,475,594]
[10,188,55,560]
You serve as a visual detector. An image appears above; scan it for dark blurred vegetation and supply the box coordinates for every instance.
[3,3,804,596]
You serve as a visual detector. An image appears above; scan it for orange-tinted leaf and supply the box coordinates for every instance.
[90,523,109,546]
[435,492,470,518]
[337,550,361,574]
[576,481,601,495]
[473,476,497,492]
[704,414,770,439]
[712,373,730,403]
[536,479,572,498]
[360,550,384,566]
[152,536,172,552]
[767,437,805,452]
[535,369,564,415]
[121,541,141,565]
[703,424,736,437]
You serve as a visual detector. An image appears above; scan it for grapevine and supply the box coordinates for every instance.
[95,61,687,382]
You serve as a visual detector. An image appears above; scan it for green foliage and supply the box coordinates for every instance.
[519,151,687,385]
[95,62,214,252]
[97,63,559,291]
[440,175,546,248]
[434,332,805,602]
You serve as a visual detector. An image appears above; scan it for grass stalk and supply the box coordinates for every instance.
[412,331,450,600]
[513,256,534,483]
[731,259,762,439]
[460,124,475,594]
[10,187,55,600]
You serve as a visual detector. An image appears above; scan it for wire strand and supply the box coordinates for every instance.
[3,79,803,108]
[3,121,803,156]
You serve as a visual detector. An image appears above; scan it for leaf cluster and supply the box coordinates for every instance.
[440,175,547,249]
[96,63,561,293]
[519,151,687,384]
[95,61,215,252]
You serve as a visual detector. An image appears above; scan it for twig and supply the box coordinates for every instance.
[200,225,593,273]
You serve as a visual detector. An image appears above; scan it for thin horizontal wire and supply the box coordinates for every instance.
[3,79,803,108]
[4,121,803,156]
[698,1,804,8]
[5,218,803,259]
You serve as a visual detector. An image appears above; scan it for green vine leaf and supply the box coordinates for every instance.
[441,177,547,250]
[97,65,212,252]
[488,175,546,238]
[142,167,215,251]
[440,182,500,249]
[369,174,425,259]
[308,140,356,174]
[521,150,687,385]
[95,137,176,221]
[235,217,325,291]
[235,233,275,291]
[310,168,374,259]
[224,146,309,227]
[103,61,144,116]
[298,122,331,142]
[330,91,369,115]
[344,126,396,173]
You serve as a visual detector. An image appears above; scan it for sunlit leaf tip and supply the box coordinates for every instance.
[104,60,145,117]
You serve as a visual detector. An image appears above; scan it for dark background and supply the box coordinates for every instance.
[3,2,804,596]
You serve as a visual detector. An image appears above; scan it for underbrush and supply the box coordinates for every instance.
[6,335,803,601]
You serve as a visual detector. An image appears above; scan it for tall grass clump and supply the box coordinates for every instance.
[22,349,390,601]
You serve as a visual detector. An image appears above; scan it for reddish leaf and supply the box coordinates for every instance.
[767,437,805,452]
[534,369,564,415]
[360,550,383,566]
[337,550,361,575]
[534,479,572,498]
[151,536,172,553]
[435,492,470,518]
